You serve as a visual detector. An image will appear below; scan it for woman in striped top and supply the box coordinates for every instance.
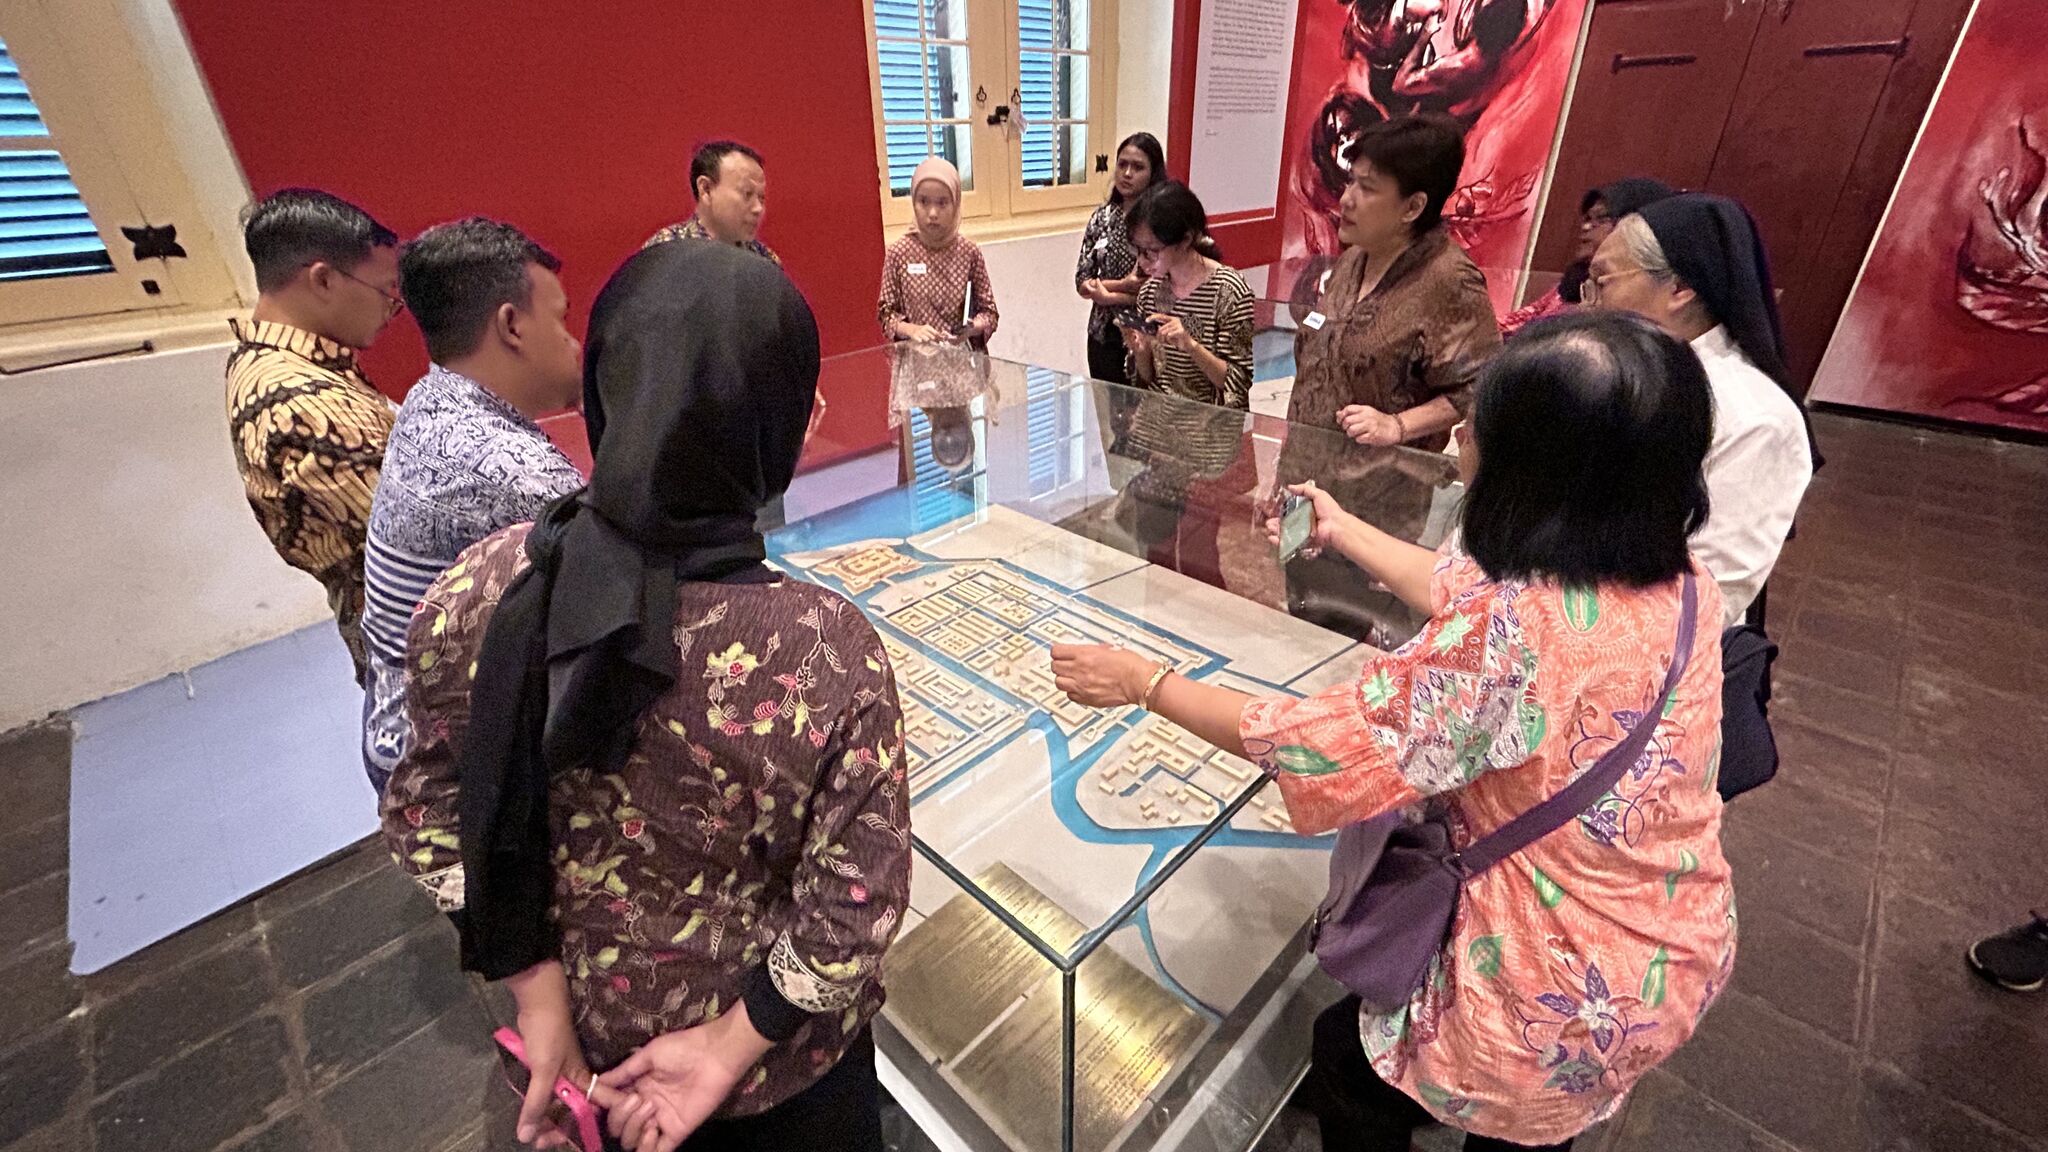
[1116,182,1256,587]
[1122,182,1255,409]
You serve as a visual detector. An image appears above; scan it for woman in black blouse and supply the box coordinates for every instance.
[1075,132,1166,384]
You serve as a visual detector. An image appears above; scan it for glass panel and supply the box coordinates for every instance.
[873,0,921,37]
[1058,0,1090,50]
[792,344,1457,1150]
[875,39,929,122]
[1059,122,1087,186]
[923,0,969,40]
[1017,50,1055,121]
[883,124,931,196]
[1017,0,1055,49]
[939,122,974,191]
[1057,52,1087,120]
[927,43,973,121]
[0,42,51,137]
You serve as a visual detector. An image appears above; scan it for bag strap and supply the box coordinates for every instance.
[1454,572,1698,879]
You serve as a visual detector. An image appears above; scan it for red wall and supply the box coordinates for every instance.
[175,1,893,465]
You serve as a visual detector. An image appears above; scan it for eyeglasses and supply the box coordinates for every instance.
[328,265,406,316]
[1582,267,1651,304]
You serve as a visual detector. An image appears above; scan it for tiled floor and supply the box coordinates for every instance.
[1,411,2044,1152]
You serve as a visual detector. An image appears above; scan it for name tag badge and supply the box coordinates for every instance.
[1094,237,1110,251]
[907,262,928,276]
[1302,311,1327,331]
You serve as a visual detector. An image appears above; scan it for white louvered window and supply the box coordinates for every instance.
[865,0,1117,231]
[0,12,193,327]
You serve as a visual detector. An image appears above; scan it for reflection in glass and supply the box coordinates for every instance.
[784,346,1461,1151]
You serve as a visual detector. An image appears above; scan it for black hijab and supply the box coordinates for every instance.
[1638,192,1821,469]
[1559,177,1676,303]
[455,240,820,979]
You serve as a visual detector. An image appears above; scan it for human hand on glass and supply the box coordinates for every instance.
[1261,481,1346,560]
[1338,404,1405,447]
[898,322,946,344]
[1050,643,1157,708]
[599,1006,774,1152]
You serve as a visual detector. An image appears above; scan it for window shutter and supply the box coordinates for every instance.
[0,40,113,282]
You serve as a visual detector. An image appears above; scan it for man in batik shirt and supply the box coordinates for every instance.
[643,139,780,265]
[225,189,402,683]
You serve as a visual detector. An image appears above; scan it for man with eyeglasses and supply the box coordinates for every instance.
[226,188,404,685]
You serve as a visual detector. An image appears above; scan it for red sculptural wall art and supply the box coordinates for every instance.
[1812,0,2048,434]
[1276,0,1590,308]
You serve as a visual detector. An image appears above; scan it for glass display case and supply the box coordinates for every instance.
[770,345,1463,1152]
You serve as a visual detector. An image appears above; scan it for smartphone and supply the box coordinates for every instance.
[493,1027,605,1152]
[1277,493,1315,563]
[1114,313,1161,335]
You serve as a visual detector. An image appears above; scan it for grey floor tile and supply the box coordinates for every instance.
[0,1117,87,1152]
[1728,905,1863,1046]
[1774,637,1901,705]
[80,903,258,1002]
[0,724,71,840]
[1661,990,1865,1152]
[1605,1069,1796,1152]
[302,921,473,1087]
[252,841,387,921]
[0,873,69,965]
[1858,1064,2044,1152]
[319,1002,498,1152]
[91,935,276,1089]
[0,817,67,901]
[221,1109,327,1152]
[92,1013,292,1152]
[1880,813,2048,933]
[265,860,437,989]
[0,943,81,1043]
[1769,668,1892,750]
[1869,894,2048,1140]
[0,1019,86,1147]
[1720,820,1875,949]
[1765,715,1892,805]
[1724,772,1883,871]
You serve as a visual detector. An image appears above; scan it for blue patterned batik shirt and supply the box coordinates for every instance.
[360,365,583,790]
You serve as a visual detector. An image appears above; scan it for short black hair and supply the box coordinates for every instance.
[399,218,562,363]
[1346,113,1466,233]
[1125,181,1222,259]
[241,188,397,294]
[1462,311,1713,589]
[690,140,765,199]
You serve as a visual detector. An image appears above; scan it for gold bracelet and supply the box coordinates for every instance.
[1139,663,1173,710]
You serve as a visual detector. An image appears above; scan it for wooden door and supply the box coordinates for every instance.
[1527,0,1761,279]
[1702,0,1920,388]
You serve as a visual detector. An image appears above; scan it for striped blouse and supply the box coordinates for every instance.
[1129,264,1255,410]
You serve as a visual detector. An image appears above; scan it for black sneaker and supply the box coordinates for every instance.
[1966,913,2048,992]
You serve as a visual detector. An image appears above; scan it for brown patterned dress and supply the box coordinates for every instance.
[382,524,911,1117]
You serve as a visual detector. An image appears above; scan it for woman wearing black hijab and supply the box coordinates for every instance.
[1499,177,1675,336]
[1585,192,1814,628]
[381,240,910,1152]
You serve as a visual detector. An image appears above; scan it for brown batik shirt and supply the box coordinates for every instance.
[224,319,393,679]
[384,524,911,1118]
[1279,230,1498,540]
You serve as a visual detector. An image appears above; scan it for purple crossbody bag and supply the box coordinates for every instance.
[1310,573,1698,1012]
